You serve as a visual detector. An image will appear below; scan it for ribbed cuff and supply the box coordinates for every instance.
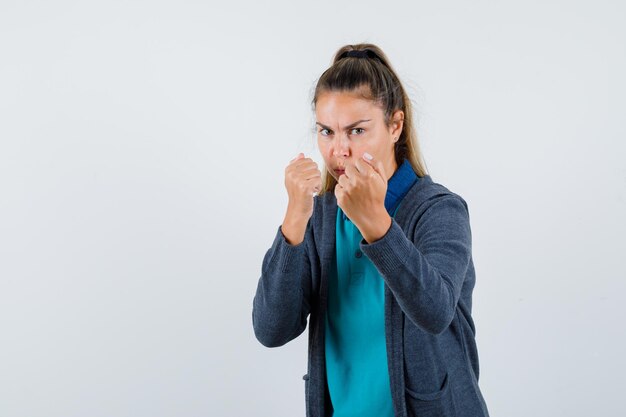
[360,219,413,274]
[273,225,306,273]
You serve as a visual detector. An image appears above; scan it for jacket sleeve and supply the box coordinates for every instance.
[252,224,313,347]
[360,195,472,335]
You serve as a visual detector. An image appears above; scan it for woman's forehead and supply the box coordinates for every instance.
[315,91,384,124]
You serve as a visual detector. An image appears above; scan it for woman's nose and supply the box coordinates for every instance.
[332,136,350,157]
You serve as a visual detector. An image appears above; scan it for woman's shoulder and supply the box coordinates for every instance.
[408,174,466,201]
[398,175,469,220]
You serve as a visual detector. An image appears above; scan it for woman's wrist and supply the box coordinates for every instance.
[358,209,392,244]
[281,208,310,245]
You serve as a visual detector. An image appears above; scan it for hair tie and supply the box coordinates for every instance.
[342,49,375,59]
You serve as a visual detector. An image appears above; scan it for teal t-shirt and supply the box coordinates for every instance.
[325,160,418,417]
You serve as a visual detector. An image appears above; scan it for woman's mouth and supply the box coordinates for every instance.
[333,168,345,176]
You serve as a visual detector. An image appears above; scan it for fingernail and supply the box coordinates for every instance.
[363,152,373,161]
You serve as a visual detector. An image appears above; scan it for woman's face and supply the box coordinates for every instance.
[315,90,403,181]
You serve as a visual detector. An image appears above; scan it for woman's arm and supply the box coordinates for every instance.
[252,223,314,348]
[252,154,320,347]
[360,195,473,335]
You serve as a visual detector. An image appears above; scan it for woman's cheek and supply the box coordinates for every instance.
[350,143,364,158]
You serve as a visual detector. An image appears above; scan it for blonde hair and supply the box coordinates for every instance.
[312,43,427,194]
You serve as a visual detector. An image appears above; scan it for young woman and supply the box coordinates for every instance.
[252,44,489,417]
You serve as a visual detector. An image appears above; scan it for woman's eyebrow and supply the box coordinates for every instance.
[316,119,371,131]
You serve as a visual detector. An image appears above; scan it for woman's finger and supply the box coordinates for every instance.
[361,152,386,180]
[302,169,322,181]
[337,171,349,189]
[344,163,356,179]
[354,157,374,177]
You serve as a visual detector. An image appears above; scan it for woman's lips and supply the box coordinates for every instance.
[334,168,345,176]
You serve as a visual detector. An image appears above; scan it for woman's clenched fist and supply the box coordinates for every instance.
[284,153,322,218]
[335,153,392,243]
[281,153,322,245]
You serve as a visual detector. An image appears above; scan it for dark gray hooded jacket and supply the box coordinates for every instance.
[253,175,489,417]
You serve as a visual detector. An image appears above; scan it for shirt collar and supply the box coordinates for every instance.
[384,159,418,214]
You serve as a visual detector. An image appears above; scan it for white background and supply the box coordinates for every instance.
[1,1,624,416]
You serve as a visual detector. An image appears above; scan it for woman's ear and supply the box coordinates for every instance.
[390,110,404,139]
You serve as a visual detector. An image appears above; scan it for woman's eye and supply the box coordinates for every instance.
[319,128,331,136]
[350,128,365,135]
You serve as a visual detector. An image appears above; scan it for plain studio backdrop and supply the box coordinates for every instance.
[1,0,624,416]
